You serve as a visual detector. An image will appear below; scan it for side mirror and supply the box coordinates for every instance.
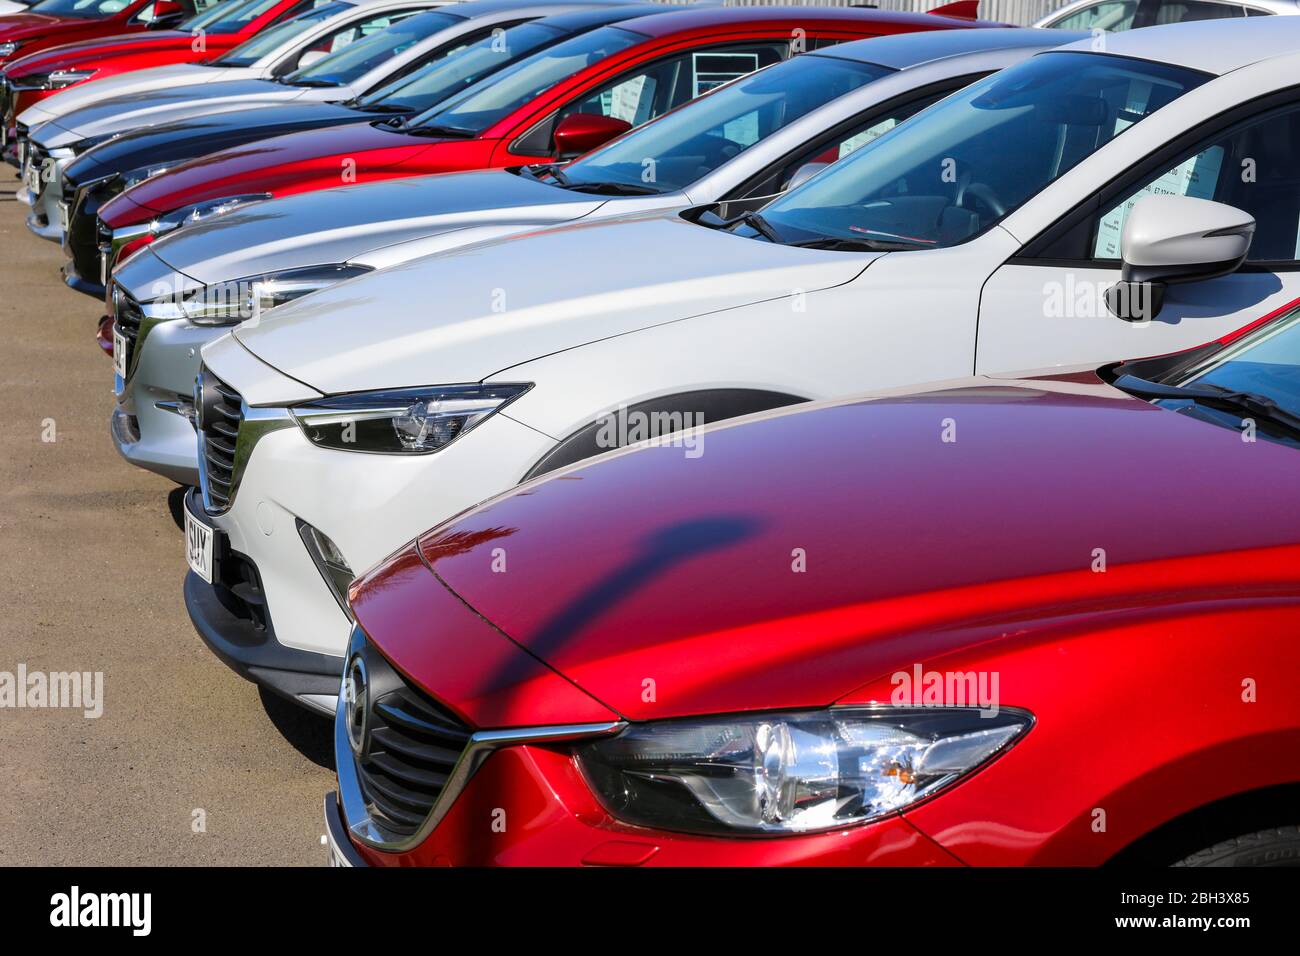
[295,49,329,69]
[1105,195,1255,322]
[553,113,631,160]
[147,0,186,29]
[787,161,829,192]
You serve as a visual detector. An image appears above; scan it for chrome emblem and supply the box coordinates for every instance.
[343,654,368,758]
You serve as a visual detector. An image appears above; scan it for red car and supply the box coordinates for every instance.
[326,299,1300,867]
[99,3,992,254]
[0,0,193,69]
[2,0,313,122]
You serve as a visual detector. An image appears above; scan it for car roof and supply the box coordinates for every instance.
[1057,15,1300,75]
[615,4,992,39]
[818,25,1088,69]
[519,3,669,32]
[448,0,632,13]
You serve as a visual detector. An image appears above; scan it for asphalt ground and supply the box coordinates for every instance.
[0,186,335,866]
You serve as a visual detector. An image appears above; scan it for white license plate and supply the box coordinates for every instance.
[57,201,69,234]
[185,504,214,584]
[16,140,25,168]
[24,161,39,196]
[100,249,109,286]
[112,323,127,385]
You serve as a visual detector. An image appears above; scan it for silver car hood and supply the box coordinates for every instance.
[147,170,615,284]
[37,80,316,147]
[230,213,875,396]
[18,63,238,128]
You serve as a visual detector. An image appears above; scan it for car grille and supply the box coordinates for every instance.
[197,369,244,514]
[357,664,472,837]
[113,287,143,379]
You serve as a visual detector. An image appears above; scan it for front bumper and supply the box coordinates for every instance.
[183,490,343,714]
[111,313,220,487]
[199,404,555,669]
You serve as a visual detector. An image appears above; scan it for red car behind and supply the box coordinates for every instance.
[328,299,1300,867]
[99,4,994,250]
[2,0,314,122]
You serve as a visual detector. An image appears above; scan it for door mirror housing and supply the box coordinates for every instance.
[1105,195,1255,322]
[787,161,829,192]
[553,113,631,160]
[147,0,186,29]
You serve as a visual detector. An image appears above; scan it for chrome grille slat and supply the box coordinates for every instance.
[357,681,472,838]
[197,369,243,514]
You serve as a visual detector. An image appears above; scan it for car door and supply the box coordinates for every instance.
[977,95,1300,373]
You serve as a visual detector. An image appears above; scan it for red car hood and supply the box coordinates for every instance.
[5,29,210,73]
[103,124,453,221]
[370,371,1300,722]
[0,13,70,38]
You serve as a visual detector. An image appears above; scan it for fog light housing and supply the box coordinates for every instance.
[297,520,354,618]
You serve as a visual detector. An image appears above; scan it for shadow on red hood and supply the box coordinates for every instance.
[5,29,196,72]
[355,371,1300,722]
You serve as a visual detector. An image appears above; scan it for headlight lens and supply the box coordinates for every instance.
[577,707,1031,835]
[157,193,271,227]
[177,264,373,326]
[15,69,96,91]
[0,42,22,58]
[291,383,532,454]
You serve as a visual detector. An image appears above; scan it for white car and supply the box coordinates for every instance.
[112,26,1080,486]
[1035,0,1300,31]
[188,17,1300,713]
[21,0,605,236]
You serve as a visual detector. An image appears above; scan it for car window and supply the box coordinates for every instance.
[563,54,891,195]
[213,1,348,65]
[359,21,565,112]
[1049,0,1140,30]
[1149,0,1244,23]
[29,0,138,17]
[1092,104,1300,262]
[282,9,459,83]
[408,26,645,134]
[757,51,1209,250]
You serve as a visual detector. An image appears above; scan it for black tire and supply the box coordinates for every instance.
[1174,826,1300,867]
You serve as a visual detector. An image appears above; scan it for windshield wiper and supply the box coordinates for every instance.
[399,123,476,138]
[352,102,411,113]
[287,78,342,88]
[1113,373,1300,440]
[728,210,781,243]
[788,236,920,252]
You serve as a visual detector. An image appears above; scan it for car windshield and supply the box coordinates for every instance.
[283,9,460,86]
[213,1,348,64]
[755,51,1210,249]
[406,24,644,135]
[29,0,136,19]
[184,0,243,32]
[199,0,287,34]
[562,54,892,196]
[358,20,567,113]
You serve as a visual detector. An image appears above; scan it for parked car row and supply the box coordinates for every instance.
[3,0,1298,867]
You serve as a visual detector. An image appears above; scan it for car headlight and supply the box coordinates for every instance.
[0,42,22,58]
[156,193,272,228]
[14,69,96,91]
[291,383,532,454]
[577,707,1032,835]
[178,264,374,326]
[120,163,174,189]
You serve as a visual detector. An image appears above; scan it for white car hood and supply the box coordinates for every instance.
[35,79,316,147]
[18,63,239,128]
[231,213,875,396]
[148,169,614,284]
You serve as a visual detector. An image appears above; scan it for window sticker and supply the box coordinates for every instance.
[838,118,897,159]
[1094,145,1225,258]
[693,52,760,97]
[605,75,652,124]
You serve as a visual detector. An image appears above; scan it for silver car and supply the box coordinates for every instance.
[1035,0,1300,31]
[110,26,1081,486]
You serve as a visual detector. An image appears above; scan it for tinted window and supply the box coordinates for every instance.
[214,1,349,63]
[360,21,564,112]
[1049,0,1140,30]
[1093,105,1300,263]
[284,10,459,86]
[29,0,138,18]
[563,54,890,195]
[1150,0,1244,23]
[758,52,1209,250]
[408,25,644,135]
